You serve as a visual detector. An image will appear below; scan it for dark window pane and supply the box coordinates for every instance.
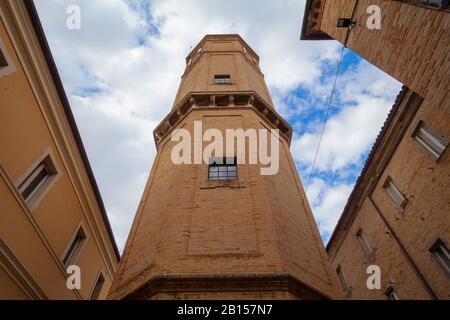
[21,166,49,200]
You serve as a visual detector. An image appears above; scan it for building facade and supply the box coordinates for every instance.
[0,0,119,299]
[301,0,449,299]
[108,34,342,300]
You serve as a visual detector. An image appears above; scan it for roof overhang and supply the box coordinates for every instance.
[24,0,120,261]
[300,0,333,40]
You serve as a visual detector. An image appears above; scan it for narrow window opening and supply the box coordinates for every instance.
[413,121,448,159]
[385,286,400,300]
[62,227,87,267]
[0,47,8,67]
[336,265,351,295]
[208,157,237,180]
[18,154,58,204]
[90,273,105,300]
[356,228,374,257]
[383,178,408,209]
[214,74,231,85]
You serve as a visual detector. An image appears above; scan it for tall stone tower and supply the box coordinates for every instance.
[109,35,340,300]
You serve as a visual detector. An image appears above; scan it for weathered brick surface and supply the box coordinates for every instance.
[317,1,450,299]
[320,0,449,112]
[108,35,341,300]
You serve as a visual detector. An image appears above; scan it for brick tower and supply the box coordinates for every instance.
[108,35,340,300]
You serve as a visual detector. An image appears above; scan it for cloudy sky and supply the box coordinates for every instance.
[35,0,401,251]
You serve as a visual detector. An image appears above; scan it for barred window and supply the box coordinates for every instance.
[214,74,231,85]
[383,178,408,209]
[208,157,237,180]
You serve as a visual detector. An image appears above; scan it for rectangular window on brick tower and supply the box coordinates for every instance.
[208,157,237,180]
[356,228,374,257]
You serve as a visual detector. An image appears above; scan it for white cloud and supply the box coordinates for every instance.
[291,60,401,173]
[307,178,354,239]
[35,0,401,249]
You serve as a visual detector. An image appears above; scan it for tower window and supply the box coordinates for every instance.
[18,152,58,208]
[208,157,237,180]
[385,286,400,300]
[0,39,16,77]
[0,47,7,67]
[429,238,450,277]
[90,273,105,300]
[214,74,231,85]
[413,121,448,159]
[383,178,408,209]
[336,265,351,295]
[356,228,374,257]
[62,226,87,267]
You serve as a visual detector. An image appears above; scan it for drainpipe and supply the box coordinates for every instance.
[368,196,438,300]
[343,0,359,47]
[363,90,438,299]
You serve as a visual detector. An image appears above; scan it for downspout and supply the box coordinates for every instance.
[336,0,438,299]
[368,196,438,300]
[364,92,438,299]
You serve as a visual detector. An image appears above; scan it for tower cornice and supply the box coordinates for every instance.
[116,273,332,300]
[153,91,293,148]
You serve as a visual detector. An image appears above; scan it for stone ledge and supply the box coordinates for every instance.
[153,91,293,148]
[119,273,331,300]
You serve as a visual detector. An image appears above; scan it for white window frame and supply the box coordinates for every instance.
[429,238,450,277]
[383,178,408,209]
[336,265,351,295]
[0,38,16,77]
[356,228,374,257]
[89,272,106,300]
[15,147,60,211]
[412,121,448,160]
[61,223,88,268]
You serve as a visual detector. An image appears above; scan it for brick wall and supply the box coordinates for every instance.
[319,0,450,299]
